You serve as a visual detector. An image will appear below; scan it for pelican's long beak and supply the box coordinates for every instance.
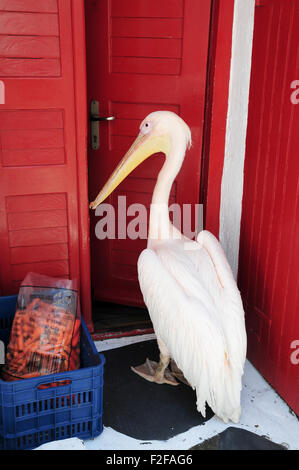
[89,132,170,209]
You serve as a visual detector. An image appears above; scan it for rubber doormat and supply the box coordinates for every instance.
[190,427,287,450]
[102,340,214,440]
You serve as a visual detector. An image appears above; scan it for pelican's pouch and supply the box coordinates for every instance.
[1,272,81,381]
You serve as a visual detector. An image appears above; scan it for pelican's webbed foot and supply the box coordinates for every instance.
[131,358,179,386]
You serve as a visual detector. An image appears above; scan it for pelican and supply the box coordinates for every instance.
[90,111,247,423]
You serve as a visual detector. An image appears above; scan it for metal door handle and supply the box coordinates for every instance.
[90,115,115,122]
[90,100,115,150]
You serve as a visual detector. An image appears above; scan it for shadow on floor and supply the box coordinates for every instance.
[92,301,152,333]
[190,427,287,450]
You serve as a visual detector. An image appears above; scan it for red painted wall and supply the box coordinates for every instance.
[204,0,234,236]
[239,0,299,414]
[0,0,92,328]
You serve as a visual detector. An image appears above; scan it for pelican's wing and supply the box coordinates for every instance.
[137,231,246,423]
[195,229,247,391]
[195,230,239,292]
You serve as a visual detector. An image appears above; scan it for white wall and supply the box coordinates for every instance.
[219,0,255,279]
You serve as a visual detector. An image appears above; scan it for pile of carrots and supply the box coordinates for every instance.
[2,297,80,381]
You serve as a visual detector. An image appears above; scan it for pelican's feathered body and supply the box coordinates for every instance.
[90,111,247,424]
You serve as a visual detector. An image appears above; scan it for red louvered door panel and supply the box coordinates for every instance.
[86,0,211,306]
[0,1,91,323]
[238,0,299,414]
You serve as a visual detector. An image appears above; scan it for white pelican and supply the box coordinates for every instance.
[90,111,247,423]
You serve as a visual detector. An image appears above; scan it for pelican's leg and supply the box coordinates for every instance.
[170,359,191,386]
[130,337,179,386]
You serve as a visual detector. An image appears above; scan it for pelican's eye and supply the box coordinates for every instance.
[140,121,152,135]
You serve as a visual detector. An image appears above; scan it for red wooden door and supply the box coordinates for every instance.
[86,0,211,306]
[238,0,299,414]
[0,1,91,325]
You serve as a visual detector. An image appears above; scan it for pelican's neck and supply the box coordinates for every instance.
[148,142,185,244]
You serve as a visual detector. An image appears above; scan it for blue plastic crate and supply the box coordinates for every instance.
[0,295,105,450]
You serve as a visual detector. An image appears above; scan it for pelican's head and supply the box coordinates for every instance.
[89,111,191,209]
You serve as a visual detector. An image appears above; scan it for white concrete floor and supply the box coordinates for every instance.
[37,334,299,451]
